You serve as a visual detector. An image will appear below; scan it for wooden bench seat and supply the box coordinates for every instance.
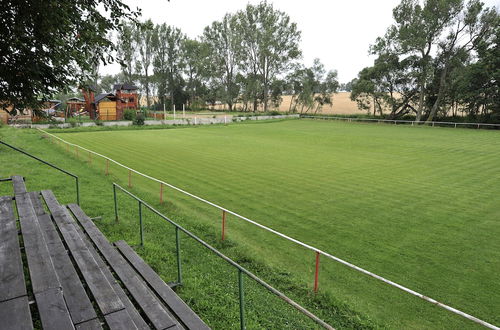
[0,176,209,330]
[113,240,209,330]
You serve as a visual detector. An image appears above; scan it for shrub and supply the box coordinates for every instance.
[94,119,103,126]
[67,117,78,127]
[133,112,145,126]
[124,109,136,121]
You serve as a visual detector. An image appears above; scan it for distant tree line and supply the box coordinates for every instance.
[92,1,339,113]
[350,0,499,122]
[2,0,497,121]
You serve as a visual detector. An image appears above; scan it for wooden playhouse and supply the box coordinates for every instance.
[82,83,138,121]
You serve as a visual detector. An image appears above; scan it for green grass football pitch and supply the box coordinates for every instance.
[43,119,500,328]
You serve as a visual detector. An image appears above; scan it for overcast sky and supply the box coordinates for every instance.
[101,0,499,83]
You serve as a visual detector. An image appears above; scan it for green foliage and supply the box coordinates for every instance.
[67,117,78,128]
[135,19,156,109]
[123,109,136,121]
[235,1,302,112]
[133,112,145,125]
[152,24,185,110]
[0,0,139,114]
[116,21,137,82]
[286,59,339,114]
[354,0,498,122]
[202,14,241,111]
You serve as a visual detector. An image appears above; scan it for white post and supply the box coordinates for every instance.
[163,103,166,121]
[173,104,176,120]
[194,117,197,125]
[224,115,227,125]
[183,104,185,118]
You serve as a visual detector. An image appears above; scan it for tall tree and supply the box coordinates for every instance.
[202,14,240,111]
[289,59,339,114]
[454,23,499,119]
[351,53,419,119]
[0,0,139,114]
[236,1,301,111]
[152,24,185,109]
[425,1,498,122]
[375,0,463,121]
[116,21,137,83]
[182,39,210,109]
[135,19,155,109]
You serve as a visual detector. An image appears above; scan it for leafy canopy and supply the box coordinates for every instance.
[0,0,140,114]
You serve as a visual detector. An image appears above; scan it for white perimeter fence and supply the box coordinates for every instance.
[301,115,500,129]
[37,128,499,329]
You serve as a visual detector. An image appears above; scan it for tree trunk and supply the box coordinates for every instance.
[426,65,449,123]
[145,70,150,110]
[415,78,425,122]
[288,95,295,113]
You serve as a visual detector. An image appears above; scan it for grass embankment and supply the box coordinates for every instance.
[0,125,375,329]
[42,119,500,329]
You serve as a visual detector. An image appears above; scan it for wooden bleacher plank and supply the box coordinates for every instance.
[0,295,33,330]
[67,204,179,330]
[40,189,65,214]
[36,210,98,325]
[40,189,149,329]
[35,287,75,330]
[16,192,60,294]
[11,175,26,195]
[41,191,125,317]
[59,206,150,330]
[104,309,142,330]
[15,190,74,329]
[28,191,45,216]
[0,196,27,302]
[115,240,209,330]
[75,318,103,330]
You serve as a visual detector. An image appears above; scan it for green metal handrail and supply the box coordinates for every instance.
[0,140,80,204]
[112,182,333,330]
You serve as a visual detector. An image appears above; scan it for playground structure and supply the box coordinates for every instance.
[82,83,139,121]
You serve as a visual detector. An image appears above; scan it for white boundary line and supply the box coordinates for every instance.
[38,128,499,329]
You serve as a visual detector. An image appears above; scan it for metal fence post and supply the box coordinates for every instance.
[314,251,320,293]
[113,184,118,222]
[75,177,80,205]
[175,227,182,284]
[222,210,226,241]
[160,183,164,204]
[238,269,245,330]
[139,201,144,246]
